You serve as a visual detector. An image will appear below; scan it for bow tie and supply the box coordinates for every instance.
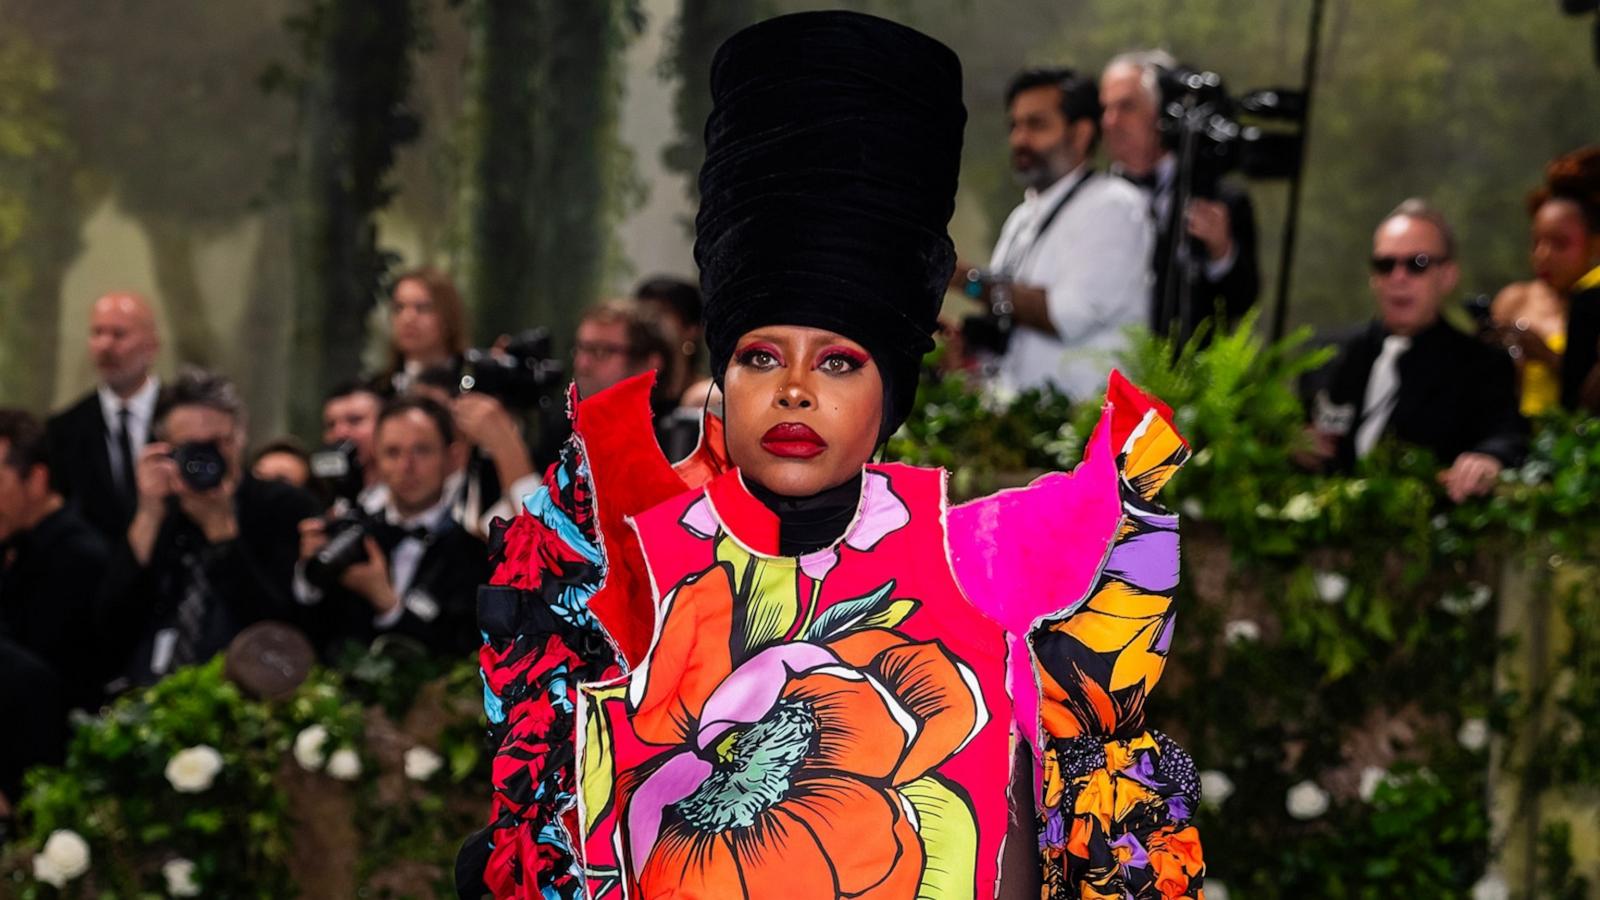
[374,521,432,548]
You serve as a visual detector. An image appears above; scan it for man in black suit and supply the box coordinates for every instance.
[0,409,112,713]
[1301,200,1527,502]
[46,291,163,543]
[296,396,487,660]
[97,369,318,690]
[1101,52,1260,345]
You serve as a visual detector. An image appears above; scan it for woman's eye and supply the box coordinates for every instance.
[819,353,863,374]
[737,348,779,368]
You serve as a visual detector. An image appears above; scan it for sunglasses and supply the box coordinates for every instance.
[1370,253,1448,276]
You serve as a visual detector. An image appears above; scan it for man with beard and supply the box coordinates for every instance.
[47,291,162,543]
[954,67,1152,398]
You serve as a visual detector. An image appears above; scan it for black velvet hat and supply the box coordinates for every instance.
[696,10,966,436]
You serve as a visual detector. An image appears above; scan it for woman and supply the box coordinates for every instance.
[459,13,1202,900]
[383,268,470,396]
[1492,147,1600,415]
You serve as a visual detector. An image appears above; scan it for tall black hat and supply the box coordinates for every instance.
[696,10,966,435]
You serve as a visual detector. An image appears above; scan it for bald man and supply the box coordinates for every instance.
[46,292,163,541]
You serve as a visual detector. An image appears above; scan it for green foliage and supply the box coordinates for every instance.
[2,650,486,899]
[888,317,1600,893]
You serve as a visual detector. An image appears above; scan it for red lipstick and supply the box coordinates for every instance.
[760,422,827,459]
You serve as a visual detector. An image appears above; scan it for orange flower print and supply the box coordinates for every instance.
[617,561,986,899]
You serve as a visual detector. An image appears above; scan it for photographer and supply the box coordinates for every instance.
[316,380,384,511]
[98,369,318,690]
[1101,50,1261,344]
[295,396,487,660]
[952,68,1152,398]
[381,269,469,396]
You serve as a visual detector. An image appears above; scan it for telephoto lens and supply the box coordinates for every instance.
[303,514,374,592]
[172,441,226,491]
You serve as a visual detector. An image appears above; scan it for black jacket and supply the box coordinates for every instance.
[309,519,489,661]
[0,505,111,711]
[1307,318,1528,471]
[1151,179,1260,344]
[0,637,64,802]
[46,391,135,543]
[97,476,319,689]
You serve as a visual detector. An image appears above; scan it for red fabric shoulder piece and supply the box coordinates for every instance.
[704,470,780,556]
[572,373,691,667]
[1105,370,1187,452]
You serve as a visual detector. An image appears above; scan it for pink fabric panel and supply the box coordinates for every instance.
[947,405,1124,754]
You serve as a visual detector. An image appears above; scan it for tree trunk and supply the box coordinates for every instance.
[460,0,641,348]
[286,0,419,435]
[145,214,215,369]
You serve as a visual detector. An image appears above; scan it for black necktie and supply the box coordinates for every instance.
[116,405,137,504]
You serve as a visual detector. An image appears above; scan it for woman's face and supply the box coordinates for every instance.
[391,278,448,362]
[1532,199,1599,294]
[723,325,884,497]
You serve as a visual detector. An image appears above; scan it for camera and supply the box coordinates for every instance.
[308,439,363,504]
[303,511,379,592]
[1157,67,1306,199]
[172,441,226,491]
[458,328,565,409]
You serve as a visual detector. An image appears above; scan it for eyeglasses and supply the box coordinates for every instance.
[573,340,630,361]
[1370,253,1448,276]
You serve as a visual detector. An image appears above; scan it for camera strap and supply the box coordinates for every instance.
[1000,168,1095,278]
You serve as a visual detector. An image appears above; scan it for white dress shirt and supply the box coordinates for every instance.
[992,165,1155,398]
[97,376,160,487]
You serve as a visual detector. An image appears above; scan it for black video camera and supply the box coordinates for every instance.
[172,441,227,491]
[303,510,380,593]
[1157,67,1305,199]
[458,328,565,409]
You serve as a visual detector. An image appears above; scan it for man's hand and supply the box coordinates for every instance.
[1185,199,1234,263]
[1290,426,1338,471]
[454,393,534,488]
[128,443,178,565]
[1438,452,1503,503]
[948,259,978,293]
[176,472,239,544]
[339,536,399,614]
[134,442,178,516]
[298,517,329,563]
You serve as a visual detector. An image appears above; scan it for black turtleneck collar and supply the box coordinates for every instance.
[745,471,864,557]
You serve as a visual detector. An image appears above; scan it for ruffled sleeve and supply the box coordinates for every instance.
[458,375,730,900]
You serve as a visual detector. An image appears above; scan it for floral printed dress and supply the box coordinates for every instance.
[464,371,1205,900]
[576,462,1012,899]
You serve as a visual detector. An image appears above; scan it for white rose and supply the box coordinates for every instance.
[1281,493,1320,522]
[1286,780,1329,820]
[1470,872,1510,900]
[293,724,330,771]
[1312,571,1349,604]
[163,857,202,898]
[326,747,363,781]
[404,746,445,782]
[1458,718,1490,752]
[1254,503,1278,519]
[1199,770,1234,808]
[1224,619,1261,646]
[1180,498,1205,520]
[1205,882,1230,900]
[164,744,223,793]
[1358,765,1388,802]
[33,829,90,887]
[1440,582,1493,615]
